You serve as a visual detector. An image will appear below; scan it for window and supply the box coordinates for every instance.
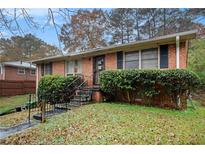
[67,61,74,75]
[30,69,36,75]
[125,51,139,69]
[141,48,158,69]
[67,60,82,76]
[45,63,52,75]
[41,63,52,76]
[17,68,25,75]
[41,64,44,76]
[75,60,78,66]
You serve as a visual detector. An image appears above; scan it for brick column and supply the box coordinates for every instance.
[105,53,117,70]
[82,57,93,86]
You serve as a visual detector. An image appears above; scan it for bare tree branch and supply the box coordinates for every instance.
[0,9,16,35]
[48,8,63,55]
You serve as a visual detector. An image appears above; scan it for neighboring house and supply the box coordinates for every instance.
[0,61,36,81]
[32,30,197,101]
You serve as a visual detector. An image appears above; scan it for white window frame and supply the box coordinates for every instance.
[141,47,159,69]
[139,50,142,69]
[66,60,74,76]
[123,46,160,70]
[66,59,82,76]
[158,47,160,69]
[123,50,140,69]
[17,67,26,75]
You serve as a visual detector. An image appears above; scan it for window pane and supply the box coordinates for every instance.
[77,60,82,73]
[75,60,78,66]
[67,60,82,74]
[67,61,74,74]
[31,69,35,75]
[18,68,25,74]
[125,51,139,61]
[141,48,158,69]
[41,64,44,76]
[125,61,139,69]
[45,63,52,75]
[125,51,139,69]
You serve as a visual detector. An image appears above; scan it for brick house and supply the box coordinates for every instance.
[32,30,197,102]
[0,61,36,81]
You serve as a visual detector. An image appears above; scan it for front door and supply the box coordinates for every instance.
[93,55,105,85]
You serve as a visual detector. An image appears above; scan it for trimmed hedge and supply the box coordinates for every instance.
[38,75,77,104]
[100,69,200,109]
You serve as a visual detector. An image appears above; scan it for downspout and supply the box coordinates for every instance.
[176,35,180,108]
[2,64,5,80]
[64,60,66,77]
[185,40,189,68]
[36,64,39,101]
[176,35,180,69]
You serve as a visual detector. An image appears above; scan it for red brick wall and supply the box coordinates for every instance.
[82,57,93,86]
[52,61,65,76]
[179,42,187,68]
[168,42,187,69]
[92,91,103,102]
[37,61,65,81]
[4,66,36,81]
[105,53,117,70]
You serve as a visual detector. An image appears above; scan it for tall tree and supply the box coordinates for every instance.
[0,34,60,62]
[132,9,144,40]
[60,9,107,52]
[188,38,205,83]
[108,9,135,44]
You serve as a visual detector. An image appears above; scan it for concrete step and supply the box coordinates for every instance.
[73,96,91,102]
[69,103,81,107]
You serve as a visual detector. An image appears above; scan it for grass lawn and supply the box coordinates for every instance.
[0,109,38,128]
[1,102,205,144]
[0,94,29,114]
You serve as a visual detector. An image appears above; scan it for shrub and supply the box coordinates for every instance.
[100,69,200,109]
[38,75,76,104]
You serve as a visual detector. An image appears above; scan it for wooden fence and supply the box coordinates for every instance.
[0,80,36,96]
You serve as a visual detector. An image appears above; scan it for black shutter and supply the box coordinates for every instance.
[41,64,44,76]
[117,51,123,69]
[160,45,168,68]
[49,62,52,75]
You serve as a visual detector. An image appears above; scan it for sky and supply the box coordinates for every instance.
[2,9,67,48]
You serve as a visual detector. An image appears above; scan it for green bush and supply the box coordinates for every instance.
[38,75,76,104]
[100,69,200,107]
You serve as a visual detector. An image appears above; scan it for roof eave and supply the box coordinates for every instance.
[32,30,197,64]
